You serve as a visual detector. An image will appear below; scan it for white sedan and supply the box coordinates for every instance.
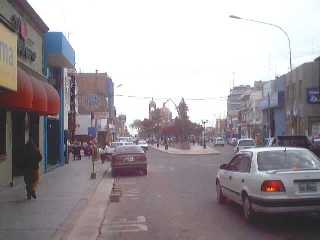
[234,138,256,153]
[216,147,320,222]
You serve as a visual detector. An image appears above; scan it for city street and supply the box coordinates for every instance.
[98,146,320,240]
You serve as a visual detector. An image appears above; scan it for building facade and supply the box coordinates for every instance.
[74,72,115,146]
[226,85,251,138]
[0,0,60,186]
[259,76,286,138]
[286,60,320,136]
[45,32,75,168]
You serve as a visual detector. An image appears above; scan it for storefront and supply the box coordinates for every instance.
[0,1,60,186]
[45,32,75,169]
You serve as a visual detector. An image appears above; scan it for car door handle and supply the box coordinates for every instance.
[229,176,232,180]
[241,179,245,183]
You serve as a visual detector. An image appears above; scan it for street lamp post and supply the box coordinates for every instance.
[201,120,208,149]
[229,15,292,72]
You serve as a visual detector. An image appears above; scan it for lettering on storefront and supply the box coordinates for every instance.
[0,22,17,91]
[0,41,14,66]
[10,15,36,62]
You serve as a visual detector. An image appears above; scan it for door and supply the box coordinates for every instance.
[47,119,60,166]
[230,153,252,204]
[221,155,242,201]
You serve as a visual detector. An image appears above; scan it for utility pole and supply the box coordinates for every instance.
[267,93,271,138]
[201,120,208,149]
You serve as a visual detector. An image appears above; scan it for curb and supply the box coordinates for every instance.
[51,163,111,240]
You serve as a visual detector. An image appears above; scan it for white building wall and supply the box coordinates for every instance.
[75,114,91,135]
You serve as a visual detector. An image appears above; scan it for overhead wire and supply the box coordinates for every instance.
[114,94,227,101]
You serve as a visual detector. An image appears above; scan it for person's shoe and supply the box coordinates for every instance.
[31,191,37,199]
[27,193,31,200]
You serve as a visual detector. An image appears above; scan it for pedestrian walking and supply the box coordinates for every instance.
[23,140,42,200]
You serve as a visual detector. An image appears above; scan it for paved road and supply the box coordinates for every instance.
[98,146,320,240]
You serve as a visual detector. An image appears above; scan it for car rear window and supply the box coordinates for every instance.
[257,150,320,171]
[239,140,255,146]
[115,145,144,154]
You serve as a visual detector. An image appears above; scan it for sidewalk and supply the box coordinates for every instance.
[151,144,220,155]
[0,157,112,240]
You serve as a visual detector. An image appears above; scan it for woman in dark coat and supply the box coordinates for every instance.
[23,140,42,200]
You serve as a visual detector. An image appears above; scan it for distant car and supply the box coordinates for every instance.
[313,138,320,146]
[234,138,256,153]
[100,145,114,162]
[216,147,320,222]
[214,137,225,146]
[110,141,134,148]
[231,138,237,146]
[111,145,148,177]
[137,140,148,152]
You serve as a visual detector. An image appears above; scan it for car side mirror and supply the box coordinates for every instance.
[220,163,228,170]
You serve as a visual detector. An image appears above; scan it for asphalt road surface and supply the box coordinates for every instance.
[98,146,320,240]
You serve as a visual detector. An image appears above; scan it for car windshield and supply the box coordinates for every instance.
[115,145,144,154]
[257,150,320,171]
[238,140,255,146]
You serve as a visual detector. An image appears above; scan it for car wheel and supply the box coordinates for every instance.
[243,194,255,222]
[216,181,226,204]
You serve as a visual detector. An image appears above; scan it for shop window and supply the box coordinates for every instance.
[0,109,6,159]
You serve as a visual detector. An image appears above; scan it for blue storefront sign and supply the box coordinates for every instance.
[88,127,97,138]
[307,88,320,104]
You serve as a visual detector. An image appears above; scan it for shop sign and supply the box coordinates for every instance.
[78,94,108,114]
[0,23,17,91]
[307,88,320,104]
[10,15,36,62]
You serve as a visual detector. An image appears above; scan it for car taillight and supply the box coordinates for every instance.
[261,180,286,192]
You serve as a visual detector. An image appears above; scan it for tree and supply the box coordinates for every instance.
[130,119,142,132]
[175,98,190,142]
[177,98,189,120]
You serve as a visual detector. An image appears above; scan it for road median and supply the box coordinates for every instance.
[150,144,220,155]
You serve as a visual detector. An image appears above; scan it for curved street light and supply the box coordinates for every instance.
[229,15,292,72]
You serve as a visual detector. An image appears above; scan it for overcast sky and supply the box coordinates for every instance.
[29,0,320,128]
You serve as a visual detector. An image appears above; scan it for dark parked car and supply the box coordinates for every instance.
[111,145,147,177]
[268,136,320,158]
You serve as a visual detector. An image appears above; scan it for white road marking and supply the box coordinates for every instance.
[107,224,148,233]
[106,216,148,233]
[123,187,140,199]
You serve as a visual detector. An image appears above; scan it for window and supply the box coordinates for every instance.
[0,109,6,158]
[257,150,320,171]
[227,155,242,171]
[238,139,255,146]
[238,153,252,172]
